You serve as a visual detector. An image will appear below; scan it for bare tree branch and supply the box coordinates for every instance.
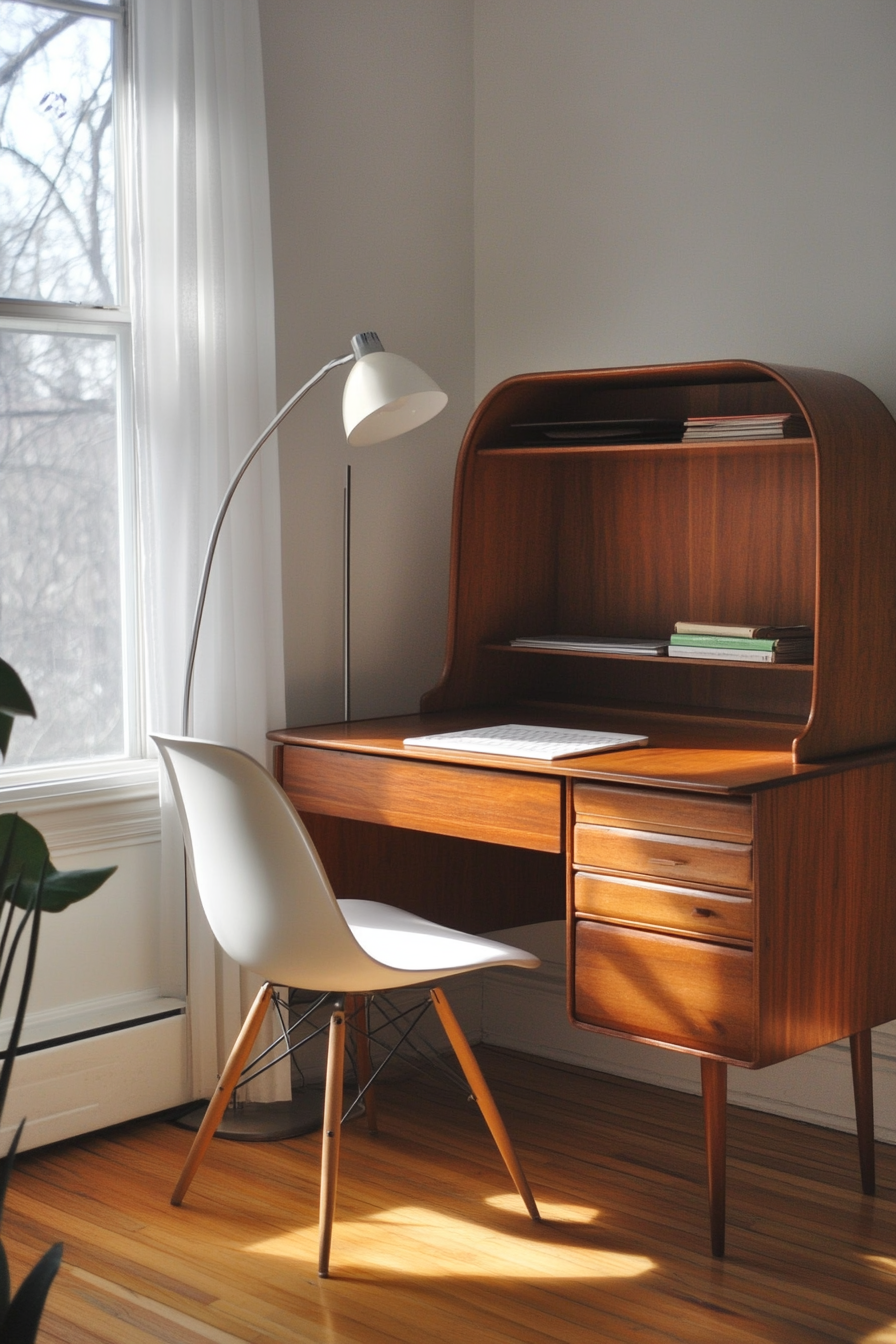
[0,14,78,90]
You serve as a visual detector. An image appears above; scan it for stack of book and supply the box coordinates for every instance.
[682,413,809,442]
[668,622,814,664]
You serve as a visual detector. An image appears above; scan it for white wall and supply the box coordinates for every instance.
[475,0,896,415]
[259,0,474,727]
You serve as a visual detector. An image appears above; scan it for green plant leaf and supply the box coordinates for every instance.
[0,663,36,763]
[0,816,116,913]
[0,1241,62,1344]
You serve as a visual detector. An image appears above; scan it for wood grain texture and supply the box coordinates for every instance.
[701,1058,728,1257]
[318,1007,346,1277]
[573,824,753,891]
[765,364,896,761]
[272,713,896,794]
[754,760,896,1066]
[573,922,755,1062]
[170,982,273,1208]
[280,745,562,852]
[574,782,752,841]
[429,987,540,1222]
[574,872,753,944]
[850,1028,876,1197]
[8,1049,895,1344]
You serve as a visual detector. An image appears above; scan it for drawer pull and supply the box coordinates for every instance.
[693,907,717,918]
[650,857,687,867]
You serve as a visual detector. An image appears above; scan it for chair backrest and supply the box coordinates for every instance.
[153,735,375,990]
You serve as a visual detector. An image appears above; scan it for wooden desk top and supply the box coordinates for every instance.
[269,709,896,796]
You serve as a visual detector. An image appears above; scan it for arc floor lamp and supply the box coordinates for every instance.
[176,331,447,1140]
[182,330,447,735]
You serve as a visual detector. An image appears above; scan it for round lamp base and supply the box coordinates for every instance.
[173,1089,325,1142]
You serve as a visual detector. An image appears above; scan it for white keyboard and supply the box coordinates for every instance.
[402,723,647,761]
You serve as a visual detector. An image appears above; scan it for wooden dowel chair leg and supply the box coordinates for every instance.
[171,981,273,1207]
[318,1005,346,1278]
[347,993,377,1134]
[850,1028,876,1196]
[701,1058,727,1258]
[430,986,540,1222]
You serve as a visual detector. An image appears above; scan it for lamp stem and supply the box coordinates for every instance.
[343,463,352,723]
[182,352,354,736]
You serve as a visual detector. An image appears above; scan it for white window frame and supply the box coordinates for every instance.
[0,0,152,809]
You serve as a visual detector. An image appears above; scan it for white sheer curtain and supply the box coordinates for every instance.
[131,0,289,1101]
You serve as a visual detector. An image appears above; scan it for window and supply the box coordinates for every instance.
[0,0,137,772]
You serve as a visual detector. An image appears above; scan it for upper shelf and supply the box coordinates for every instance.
[478,436,814,458]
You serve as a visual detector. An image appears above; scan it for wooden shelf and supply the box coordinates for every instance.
[478,436,814,458]
[484,643,814,671]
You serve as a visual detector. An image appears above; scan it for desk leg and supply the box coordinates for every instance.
[701,1058,727,1257]
[850,1028,876,1196]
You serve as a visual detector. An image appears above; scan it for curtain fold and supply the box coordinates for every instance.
[131,0,288,1100]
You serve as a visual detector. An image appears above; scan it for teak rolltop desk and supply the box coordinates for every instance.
[271,359,896,1255]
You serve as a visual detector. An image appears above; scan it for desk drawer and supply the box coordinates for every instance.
[575,872,753,943]
[574,824,752,890]
[574,921,754,1059]
[574,783,752,842]
[280,746,562,851]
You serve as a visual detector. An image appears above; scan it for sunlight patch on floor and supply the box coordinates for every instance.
[861,1257,896,1339]
[247,1205,654,1279]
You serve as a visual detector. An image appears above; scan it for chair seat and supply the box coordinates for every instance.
[338,899,540,978]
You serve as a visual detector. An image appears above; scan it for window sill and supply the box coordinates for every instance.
[0,760,161,855]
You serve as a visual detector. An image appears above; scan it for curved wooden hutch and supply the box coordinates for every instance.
[423,359,896,763]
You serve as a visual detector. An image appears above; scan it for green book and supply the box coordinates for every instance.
[669,633,813,651]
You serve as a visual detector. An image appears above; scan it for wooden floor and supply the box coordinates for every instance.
[5,1049,896,1344]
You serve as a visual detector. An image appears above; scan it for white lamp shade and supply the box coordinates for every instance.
[342,351,448,447]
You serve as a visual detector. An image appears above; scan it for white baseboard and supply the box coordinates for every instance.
[2,1014,190,1153]
[1,991,186,1053]
[481,923,896,1145]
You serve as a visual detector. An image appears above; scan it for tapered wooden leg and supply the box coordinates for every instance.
[171,981,273,1206]
[346,994,377,1134]
[318,1006,346,1277]
[701,1058,727,1257]
[850,1028,876,1196]
[430,986,540,1221]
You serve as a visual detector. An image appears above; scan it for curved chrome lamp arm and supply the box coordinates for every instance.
[181,351,354,735]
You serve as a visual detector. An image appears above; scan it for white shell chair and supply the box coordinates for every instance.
[153,735,541,1276]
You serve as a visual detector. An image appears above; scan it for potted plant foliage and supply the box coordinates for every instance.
[0,657,116,1343]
